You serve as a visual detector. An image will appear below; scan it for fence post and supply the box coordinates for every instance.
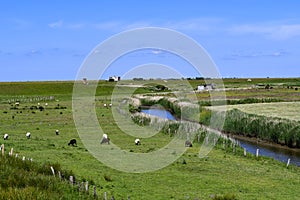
[233,143,236,153]
[50,166,55,176]
[256,149,259,158]
[22,156,25,161]
[286,158,291,168]
[93,186,97,198]
[69,176,74,185]
[85,181,89,193]
[104,192,107,200]
[15,153,18,158]
[1,144,4,156]
[243,148,247,156]
[9,148,13,156]
[58,171,61,180]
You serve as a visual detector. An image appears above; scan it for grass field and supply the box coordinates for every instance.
[208,102,300,122]
[0,79,300,199]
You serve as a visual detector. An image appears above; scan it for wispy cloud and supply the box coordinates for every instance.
[49,18,223,32]
[165,18,223,32]
[229,23,300,40]
[67,23,84,29]
[48,20,63,28]
[224,50,288,60]
[25,49,42,56]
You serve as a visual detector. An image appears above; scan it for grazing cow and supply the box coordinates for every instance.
[26,132,31,139]
[135,138,141,145]
[55,130,59,135]
[68,139,77,146]
[100,134,110,144]
[3,134,8,140]
[185,140,192,147]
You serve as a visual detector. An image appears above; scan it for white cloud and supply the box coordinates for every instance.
[48,20,63,28]
[224,50,287,60]
[67,23,84,29]
[229,23,300,40]
[165,18,223,32]
[93,21,122,30]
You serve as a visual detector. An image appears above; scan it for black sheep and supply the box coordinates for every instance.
[68,139,77,146]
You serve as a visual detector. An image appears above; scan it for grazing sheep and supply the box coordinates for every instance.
[100,134,110,144]
[68,139,77,146]
[103,103,107,107]
[3,134,8,140]
[135,138,141,145]
[55,129,59,135]
[185,140,192,147]
[26,132,31,139]
[109,103,112,107]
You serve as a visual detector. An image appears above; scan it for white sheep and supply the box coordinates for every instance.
[3,134,8,140]
[185,140,192,147]
[109,103,112,107]
[26,132,31,139]
[103,103,107,107]
[55,129,59,135]
[135,138,141,145]
[45,103,48,106]
[100,134,110,144]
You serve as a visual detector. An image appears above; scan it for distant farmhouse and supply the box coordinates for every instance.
[108,76,121,82]
[197,83,215,91]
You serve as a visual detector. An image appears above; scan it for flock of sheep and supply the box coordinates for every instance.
[3,102,193,150]
[3,130,59,140]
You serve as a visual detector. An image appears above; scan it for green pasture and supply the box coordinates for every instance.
[0,79,300,199]
[208,102,300,122]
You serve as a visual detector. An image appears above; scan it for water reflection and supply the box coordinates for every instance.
[141,108,300,166]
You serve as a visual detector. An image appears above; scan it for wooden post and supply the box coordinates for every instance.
[85,181,89,193]
[256,149,259,158]
[1,144,4,156]
[69,176,74,185]
[58,171,61,180]
[287,158,291,168]
[50,166,55,176]
[93,186,97,198]
[9,148,13,156]
[243,148,247,156]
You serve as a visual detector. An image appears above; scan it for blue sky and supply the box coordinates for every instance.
[1,0,300,81]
